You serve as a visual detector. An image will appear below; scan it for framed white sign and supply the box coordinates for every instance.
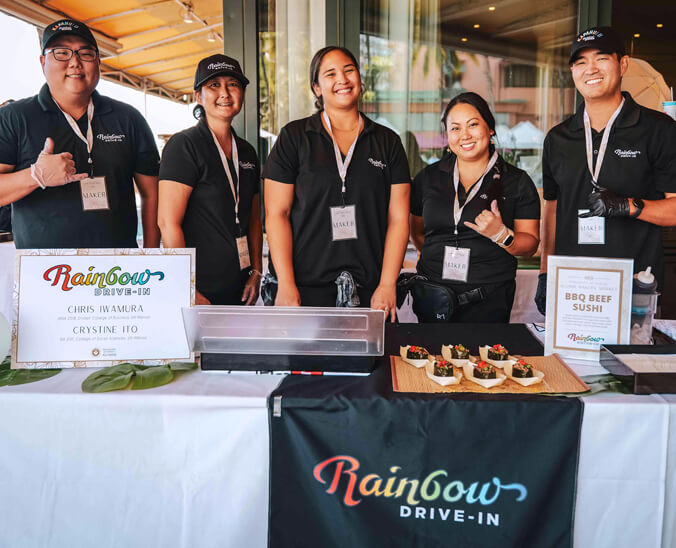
[11,248,195,369]
[545,256,633,361]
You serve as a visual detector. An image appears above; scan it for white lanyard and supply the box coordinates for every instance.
[209,128,240,225]
[452,151,498,236]
[322,111,363,196]
[56,97,94,169]
[583,98,624,188]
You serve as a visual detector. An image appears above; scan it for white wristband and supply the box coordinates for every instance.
[30,163,46,190]
[489,225,507,243]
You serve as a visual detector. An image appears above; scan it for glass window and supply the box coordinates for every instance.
[258,0,326,161]
[360,0,579,186]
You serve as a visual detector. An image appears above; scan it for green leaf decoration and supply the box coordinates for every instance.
[1,356,10,371]
[0,367,61,387]
[131,365,173,390]
[168,361,198,371]
[0,369,15,385]
[81,361,196,393]
[81,363,136,393]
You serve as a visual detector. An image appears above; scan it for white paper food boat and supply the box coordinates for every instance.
[440,345,471,367]
[425,361,463,386]
[400,346,430,368]
[479,346,515,368]
[503,361,545,386]
[462,361,506,389]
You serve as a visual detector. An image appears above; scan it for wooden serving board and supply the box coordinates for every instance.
[391,354,589,395]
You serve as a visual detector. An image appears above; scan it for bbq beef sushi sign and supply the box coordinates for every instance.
[269,379,583,547]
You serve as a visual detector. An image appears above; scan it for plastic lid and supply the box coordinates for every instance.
[636,266,655,285]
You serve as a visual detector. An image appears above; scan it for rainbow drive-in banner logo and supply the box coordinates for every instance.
[313,455,527,527]
[269,384,583,547]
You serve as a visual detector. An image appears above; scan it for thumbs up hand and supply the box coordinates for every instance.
[31,138,89,189]
[464,199,506,241]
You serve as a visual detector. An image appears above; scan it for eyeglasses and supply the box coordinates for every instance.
[44,47,98,62]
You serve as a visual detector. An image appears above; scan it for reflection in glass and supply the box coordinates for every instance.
[360,0,579,187]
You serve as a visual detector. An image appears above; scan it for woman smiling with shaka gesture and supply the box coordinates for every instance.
[410,92,540,323]
[263,46,410,320]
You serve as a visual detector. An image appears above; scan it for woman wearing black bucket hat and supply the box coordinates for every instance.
[409,92,540,322]
[158,54,262,305]
[262,46,410,320]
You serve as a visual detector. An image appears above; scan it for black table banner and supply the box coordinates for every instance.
[268,325,583,548]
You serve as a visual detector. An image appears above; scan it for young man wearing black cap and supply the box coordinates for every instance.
[0,19,160,249]
[535,26,676,314]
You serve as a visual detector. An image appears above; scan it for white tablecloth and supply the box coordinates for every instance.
[0,370,282,548]
[0,366,674,548]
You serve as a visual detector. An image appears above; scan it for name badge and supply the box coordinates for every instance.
[442,246,470,282]
[578,209,605,245]
[330,205,358,241]
[80,177,109,211]
[236,235,250,270]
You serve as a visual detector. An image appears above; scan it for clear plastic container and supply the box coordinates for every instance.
[631,267,659,345]
[631,293,659,345]
[181,305,385,356]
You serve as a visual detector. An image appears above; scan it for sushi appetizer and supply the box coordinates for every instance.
[503,358,545,387]
[479,345,515,368]
[462,360,506,389]
[433,359,454,377]
[441,344,471,366]
[473,361,497,379]
[407,346,429,360]
[512,359,534,378]
[487,344,509,361]
[425,359,462,386]
[400,345,431,368]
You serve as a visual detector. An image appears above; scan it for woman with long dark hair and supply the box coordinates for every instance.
[158,55,262,305]
[263,46,410,320]
[410,92,540,322]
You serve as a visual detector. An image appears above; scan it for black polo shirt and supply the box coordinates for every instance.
[159,118,259,296]
[0,84,159,249]
[543,92,676,287]
[411,153,540,285]
[262,112,410,290]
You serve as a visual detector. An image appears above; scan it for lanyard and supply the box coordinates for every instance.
[583,98,624,188]
[453,151,498,236]
[209,128,240,225]
[56,97,94,172]
[322,111,363,200]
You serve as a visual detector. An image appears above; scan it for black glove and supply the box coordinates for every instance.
[579,188,630,218]
[534,273,547,316]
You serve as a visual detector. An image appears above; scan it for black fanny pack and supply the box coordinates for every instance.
[397,273,492,323]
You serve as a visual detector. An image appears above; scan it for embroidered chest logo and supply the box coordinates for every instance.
[614,148,641,158]
[97,133,126,143]
[239,161,255,170]
[479,194,488,200]
[368,158,386,169]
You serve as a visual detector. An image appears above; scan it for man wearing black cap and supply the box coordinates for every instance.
[0,19,160,249]
[535,26,676,314]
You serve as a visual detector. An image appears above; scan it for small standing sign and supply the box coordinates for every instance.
[11,248,195,368]
[545,255,633,361]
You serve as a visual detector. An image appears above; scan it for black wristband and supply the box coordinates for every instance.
[630,198,644,218]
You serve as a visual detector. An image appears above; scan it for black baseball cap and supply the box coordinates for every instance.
[42,19,98,52]
[569,26,626,64]
[194,54,249,90]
